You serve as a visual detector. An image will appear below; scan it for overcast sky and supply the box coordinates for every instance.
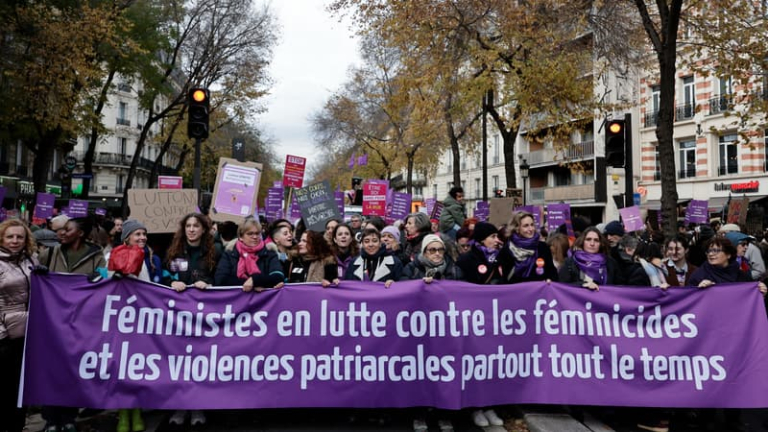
[258,0,361,174]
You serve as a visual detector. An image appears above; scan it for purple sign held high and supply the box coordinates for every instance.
[264,187,284,222]
[388,192,412,223]
[22,274,768,410]
[474,201,489,222]
[33,192,55,219]
[68,199,89,218]
[546,203,573,236]
[685,200,709,225]
[334,191,345,220]
[290,193,301,220]
[619,205,644,232]
[424,198,436,215]
[95,208,107,216]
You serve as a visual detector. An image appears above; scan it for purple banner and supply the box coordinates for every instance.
[424,198,436,216]
[68,199,89,218]
[33,192,55,219]
[388,192,412,223]
[685,200,709,225]
[22,275,768,410]
[619,206,643,232]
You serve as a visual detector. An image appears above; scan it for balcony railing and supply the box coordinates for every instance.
[116,118,131,126]
[718,163,738,176]
[675,103,695,121]
[709,95,733,115]
[524,140,594,166]
[117,83,131,92]
[644,111,659,128]
[678,167,696,179]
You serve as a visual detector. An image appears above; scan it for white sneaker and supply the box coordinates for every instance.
[438,419,454,431]
[413,418,428,431]
[190,410,207,426]
[472,410,489,427]
[169,410,187,425]
[484,409,504,426]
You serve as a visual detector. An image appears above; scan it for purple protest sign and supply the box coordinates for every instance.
[264,187,284,222]
[619,205,644,232]
[474,201,489,222]
[33,192,55,219]
[546,203,573,236]
[68,199,89,218]
[518,205,542,228]
[334,191,345,220]
[425,198,436,216]
[212,163,260,217]
[95,208,107,216]
[388,192,412,223]
[685,200,709,225]
[22,274,768,410]
[290,193,301,220]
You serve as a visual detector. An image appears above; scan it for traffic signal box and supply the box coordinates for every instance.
[188,88,210,139]
[605,119,626,168]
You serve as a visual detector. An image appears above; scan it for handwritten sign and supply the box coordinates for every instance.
[295,181,341,232]
[127,189,199,233]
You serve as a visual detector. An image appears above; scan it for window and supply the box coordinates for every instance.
[711,77,733,114]
[474,178,480,198]
[116,174,125,193]
[646,85,660,127]
[117,102,129,126]
[414,186,423,197]
[119,137,127,155]
[493,135,500,164]
[492,175,499,190]
[678,139,696,178]
[718,134,738,175]
[678,76,695,120]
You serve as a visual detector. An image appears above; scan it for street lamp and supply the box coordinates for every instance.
[520,158,530,206]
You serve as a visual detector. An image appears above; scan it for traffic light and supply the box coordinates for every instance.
[605,119,626,168]
[494,189,503,198]
[187,87,210,139]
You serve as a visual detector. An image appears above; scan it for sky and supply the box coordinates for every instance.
[258,0,361,174]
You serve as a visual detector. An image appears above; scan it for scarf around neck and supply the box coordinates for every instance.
[478,244,499,264]
[697,260,743,283]
[573,250,607,285]
[236,239,264,280]
[417,253,447,278]
[508,233,539,278]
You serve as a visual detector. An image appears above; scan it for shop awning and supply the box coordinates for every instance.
[707,195,767,211]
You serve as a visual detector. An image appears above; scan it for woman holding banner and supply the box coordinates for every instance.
[215,217,284,291]
[344,228,402,286]
[267,222,297,282]
[557,227,622,290]
[292,230,337,285]
[0,219,37,432]
[498,211,558,284]
[331,223,358,279]
[457,222,503,286]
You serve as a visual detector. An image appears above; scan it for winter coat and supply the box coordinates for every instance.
[558,255,623,286]
[288,255,337,283]
[0,248,37,340]
[401,255,463,281]
[457,245,503,285]
[165,243,221,286]
[438,195,466,233]
[498,240,559,284]
[344,248,403,282]
[39,243,106,275]
[214,242,284,287]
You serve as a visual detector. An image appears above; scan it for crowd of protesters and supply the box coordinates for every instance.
[1,190,768,432]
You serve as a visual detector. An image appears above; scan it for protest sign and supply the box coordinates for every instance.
[157,176,183,189]
[727,197,750,225]
[488,198,516,227]
[388,192,412,223]
[22,274,768,410]
[619,206,644,232]
[264,187,284,222]
[289,194,301,220]
[33,192,55,219]
[546,203,573,237]
[295,180,341,232]
[68,199,89,218]
[685,200,709,225]
[334,191,345,220]
[474,201,489,222]
[362,180,388,217]
[127,189,199,233]
[424,198,436,215]
[210,158,263,223]
[283,155,307,188]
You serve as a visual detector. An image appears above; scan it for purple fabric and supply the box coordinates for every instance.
[22,274,768,410]
[477,244,499,263]
[573,250,607,284]
[510,232,540,277]
[33,192,55,219]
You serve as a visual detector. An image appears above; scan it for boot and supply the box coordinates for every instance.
[117,409,130,432]
[131,409,144,432]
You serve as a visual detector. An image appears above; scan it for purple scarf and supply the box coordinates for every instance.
[573,250,607,285]
[509,233,540,278]
[478,244,499,264]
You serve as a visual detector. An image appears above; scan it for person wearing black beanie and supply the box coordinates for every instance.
[458,221,503,286]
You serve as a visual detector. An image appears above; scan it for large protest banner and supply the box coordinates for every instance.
[22,274,768,410]
[127,189,199,233]
[210,158,263,223]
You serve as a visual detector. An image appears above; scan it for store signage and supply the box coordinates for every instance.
[714,181,759,193]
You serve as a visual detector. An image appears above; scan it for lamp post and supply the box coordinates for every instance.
[520,158,530,206]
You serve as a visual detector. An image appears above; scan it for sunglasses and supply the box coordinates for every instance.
[425,247,446,254]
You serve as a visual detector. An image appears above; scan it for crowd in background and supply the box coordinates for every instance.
[1,185,767,432]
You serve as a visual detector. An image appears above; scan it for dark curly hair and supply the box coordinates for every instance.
[166,213,216,270]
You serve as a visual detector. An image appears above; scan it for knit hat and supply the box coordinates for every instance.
[381,225,400,243]
[724,231,752,246]
[719,223,741,233]
[697,225,716,243]
[472,222,498,243]
[121,219,147,243]
[33,229,59,247]
[604,220,625,236]
[421,234,444,255]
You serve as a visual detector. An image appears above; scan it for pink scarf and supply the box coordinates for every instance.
[235,239,264,280]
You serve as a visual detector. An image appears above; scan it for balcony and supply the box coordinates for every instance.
[718,163,738,176]
[678,167,696,179]
[709,95,733,115]
[116,118,131,126]
[117,83,131,92]
[524,140,594,167]
[644,111,659,128]
[529,184,595,203]
[675,103,695,121]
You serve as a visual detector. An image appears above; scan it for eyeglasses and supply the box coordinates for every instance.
[738,242,749,248]
[425,247,445,254]
[706,248,723,255]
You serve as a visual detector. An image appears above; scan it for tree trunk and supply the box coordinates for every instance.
[656,52,679,238]
[148,116,183,187]
[120,119,152,217]
[84,69,117,198]
[486,93,520,190]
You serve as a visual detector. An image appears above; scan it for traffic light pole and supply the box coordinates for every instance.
[623,113,634,209]
[193,137,202,205]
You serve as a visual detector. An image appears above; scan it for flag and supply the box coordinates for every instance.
[348,154,355,169]
[358,154,368,166]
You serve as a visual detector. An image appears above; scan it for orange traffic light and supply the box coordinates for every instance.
[192,89,207,103]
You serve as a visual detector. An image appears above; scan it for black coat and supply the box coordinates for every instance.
[498,240,559,283]
[456,245,503,285]
[215,245,284,287]
[344,248,403,282]
[558,255,623,286]
[165,243,221,286]
[401,255,463,281]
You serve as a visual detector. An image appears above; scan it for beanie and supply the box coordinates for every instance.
[121,219,147,243]
[472,222,498,243]
[604,220,625,236]
[421,234,444,255]
[381,226,400,243]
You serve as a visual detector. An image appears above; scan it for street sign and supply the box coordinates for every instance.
[71,173,93,179]
[64,156,77,171]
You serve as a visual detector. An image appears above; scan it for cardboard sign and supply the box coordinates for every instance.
[127,189,199,233]
[283,155,306,188]
[362,180,388,216]
[210,158,263,223]
[727,198,750,225]
[295,181,341,232]
[488,198,516,227]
